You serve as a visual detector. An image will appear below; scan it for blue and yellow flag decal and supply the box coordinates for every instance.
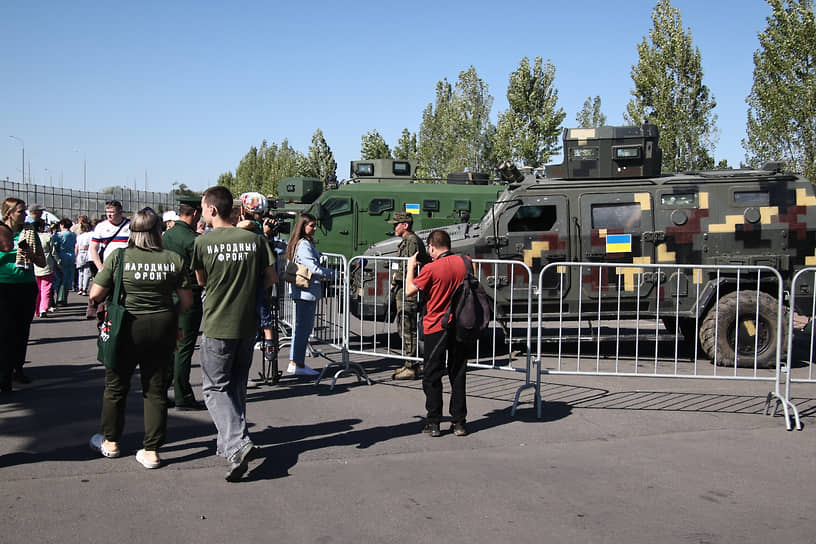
[405,203,420,214]
[606,234,632,253]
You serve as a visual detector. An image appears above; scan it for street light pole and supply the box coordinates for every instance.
[74,148,87,191]
[8,135,24,184]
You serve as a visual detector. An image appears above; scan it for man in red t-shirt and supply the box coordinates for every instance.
[405,229,469,437]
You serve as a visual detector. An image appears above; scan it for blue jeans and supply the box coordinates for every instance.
[256,285,272,329]
[289,299,316,364]
[199,336,254,460]
[54,254,75,303]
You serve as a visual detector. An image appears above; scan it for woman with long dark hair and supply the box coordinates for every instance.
[89,207,192,469]
[285,212,335,376]
[0,197,45,392]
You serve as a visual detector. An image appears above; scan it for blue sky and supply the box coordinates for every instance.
[2,0,776,193]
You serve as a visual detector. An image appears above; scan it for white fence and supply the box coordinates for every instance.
[274,255,812,430]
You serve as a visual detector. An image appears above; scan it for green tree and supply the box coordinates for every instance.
[625,0,718,172]
[744,0,816,180]
[262,139,304,196]
[417,67,496,178]
[493,57,566,167]
[217,172,235,188]
[302,129,337,182]
[234,144,264,194]
[171,182,199,197]
[417,79,459,178]
[360,129,392,159]
[228,139,304,197]
[576,96,607,128]
[393,128,418,161]
[455,66,495,172]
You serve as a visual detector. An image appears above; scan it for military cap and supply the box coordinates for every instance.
[387,211,414,225]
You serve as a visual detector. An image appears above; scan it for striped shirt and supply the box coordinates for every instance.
[92,218,131,262]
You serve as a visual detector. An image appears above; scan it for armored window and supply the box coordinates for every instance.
[508,205,558,232]
[423,200,440,212]
[591,203,642,230]
[661,193,696,207]
[369,198,394,215]
[354,163,374,177]
[453,200,470,211]
[570,147,598,160]
[613,146,641,159]
[322,197,351,216]
[733,191,769,205]
[392,161,411,176]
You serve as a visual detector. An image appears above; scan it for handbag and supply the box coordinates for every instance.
[281,260,312,289]
[96,248,127,370]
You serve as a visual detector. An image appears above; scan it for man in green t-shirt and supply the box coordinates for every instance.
[192,186,276,482]
[162,201,204,411]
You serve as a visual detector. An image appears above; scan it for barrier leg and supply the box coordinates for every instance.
[512,357,542,417]
[315,347,372,390]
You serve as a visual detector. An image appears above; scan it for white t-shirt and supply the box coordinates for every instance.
[75,231,94,267]
[92,218,131,263]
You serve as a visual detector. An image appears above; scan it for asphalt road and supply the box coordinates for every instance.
[2,299,815,544]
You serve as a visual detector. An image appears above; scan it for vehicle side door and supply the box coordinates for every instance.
[492,194,570,306]
[579,192,656,302]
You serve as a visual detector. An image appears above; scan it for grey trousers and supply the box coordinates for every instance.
[200,336,254,461]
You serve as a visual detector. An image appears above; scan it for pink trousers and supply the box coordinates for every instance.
[35,274,54,317]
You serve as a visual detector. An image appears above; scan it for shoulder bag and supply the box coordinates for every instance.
[281,241,313,289]
[97,248,127,370]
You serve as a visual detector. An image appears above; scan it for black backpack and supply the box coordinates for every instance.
[441,255,492,343]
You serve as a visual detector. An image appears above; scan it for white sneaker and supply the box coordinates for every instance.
[254,342,262,351]
[286,363,319,376]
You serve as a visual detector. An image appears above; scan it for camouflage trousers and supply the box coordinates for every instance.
[395,288,420,367]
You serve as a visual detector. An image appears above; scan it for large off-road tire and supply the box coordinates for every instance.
[699,291,783,369]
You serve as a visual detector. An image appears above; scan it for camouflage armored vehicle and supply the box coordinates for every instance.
[276,159,506,258]
[362,124,816,368]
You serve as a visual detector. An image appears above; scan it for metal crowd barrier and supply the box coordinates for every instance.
[276,252,369,389]
[514,262,798,429]
[273,253,809,430]
[785,267,816,430]
[346,255,533,379]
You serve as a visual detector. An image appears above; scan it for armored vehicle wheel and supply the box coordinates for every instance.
[700,291,782,369]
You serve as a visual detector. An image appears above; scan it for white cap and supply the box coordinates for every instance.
[163,211,180,222]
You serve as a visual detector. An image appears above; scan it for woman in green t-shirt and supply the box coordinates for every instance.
[88,207,192,469]
[0,197,45,393]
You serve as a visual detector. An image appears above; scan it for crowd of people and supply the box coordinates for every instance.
[1,187,471,481]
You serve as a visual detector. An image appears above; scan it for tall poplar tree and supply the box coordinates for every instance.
[455,66,495,173]
[625,0,718,172]
[576,96,607,128]
[417,67,495,178]
[234,145,264,194]
[393,128,418,161]
[744,0,816,180]
[302,129,338,182]
[417,79,458,178]
[360,129,392,159]
[493,57,565,167]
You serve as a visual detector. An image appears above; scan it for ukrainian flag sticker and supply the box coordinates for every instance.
[606,234,632,253]
[405,203,420,214]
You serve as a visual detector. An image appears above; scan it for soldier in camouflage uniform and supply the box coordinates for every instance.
[388,212,431,380]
